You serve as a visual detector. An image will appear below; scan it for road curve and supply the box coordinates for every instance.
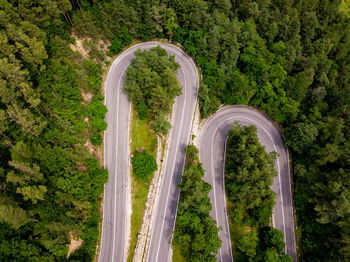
[101,41,296,262]
[199,105,297,261]
[100,41,198,262]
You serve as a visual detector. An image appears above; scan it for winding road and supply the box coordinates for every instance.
[100,41,297,262]
[199,106,297,261]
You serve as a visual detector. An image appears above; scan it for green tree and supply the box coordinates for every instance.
[224,69,256,105]
[237,229,258,257]
[131,151,157,179]
[16,185,47,204]
[224,123,291,260]
[263,227,286,254]
[124,46,181,135]
[226,123,276,213]
[164,8,178,39]
[285,122,318,153]
[149,114,171,136]
[0,194,28,230]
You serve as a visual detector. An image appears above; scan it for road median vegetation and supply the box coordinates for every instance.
[225,123,291,261]
[124,46,182,136]
[127,106,157,262]
[173,145,221,262]
[125,45,186,261]
[125,46,183,260]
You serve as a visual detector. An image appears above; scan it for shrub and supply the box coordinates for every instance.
[131,151,157,179]
[91,132,102,145]
[150,114,171,135]
[108,26,133,55]
[136,102,149,120]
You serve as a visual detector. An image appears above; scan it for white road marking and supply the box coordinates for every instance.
[100,42,295,262]
[222,136,234,261]
[210,126,224,262]
[111,64,123,262]
[154,67,187,262]
[166,66,198,262]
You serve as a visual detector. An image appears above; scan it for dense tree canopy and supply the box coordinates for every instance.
[0,1,108,260]
[226,124,277,223]
[1,0,349,260]
[225,124,291,261]
[131,151,157,179]
[124,46,181,135]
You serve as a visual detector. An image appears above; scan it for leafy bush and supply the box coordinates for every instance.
[69,36,76,44]
[91,132,102,146]
[131,151,157,179]
[83,60,102,93]
[149,114,171,135]
[136,102,149,120]
[89,101,107,118]
[90,118,107,132]
[109,39,124,55]
[108,26,133,55]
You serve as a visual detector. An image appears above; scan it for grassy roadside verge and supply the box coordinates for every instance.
[127,106,157,262]
[172,241,186,262]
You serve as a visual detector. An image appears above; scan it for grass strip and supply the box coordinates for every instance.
[127,106,157,262]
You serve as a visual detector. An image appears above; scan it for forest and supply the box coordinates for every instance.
[0,0,109,261]
[1,0,349,261]
[72,1,350,259]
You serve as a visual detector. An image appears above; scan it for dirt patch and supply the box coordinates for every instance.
[81,89,93,103]
[94,143,103,163]
[69,29,110,61]
[99,198,104,216]
[191,102,202,148]
[70,30,89,59]
[84,140,95,155]
[244,226,253,232]
[67,231,83,259]
[76,163,88,172]
[84,139,103,162]
[99,39,111,53]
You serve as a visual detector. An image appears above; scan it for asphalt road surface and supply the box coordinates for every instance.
[199,105,297,261]
[145,44,199,262]
[100,41,296,262]
[99,41,198,262]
